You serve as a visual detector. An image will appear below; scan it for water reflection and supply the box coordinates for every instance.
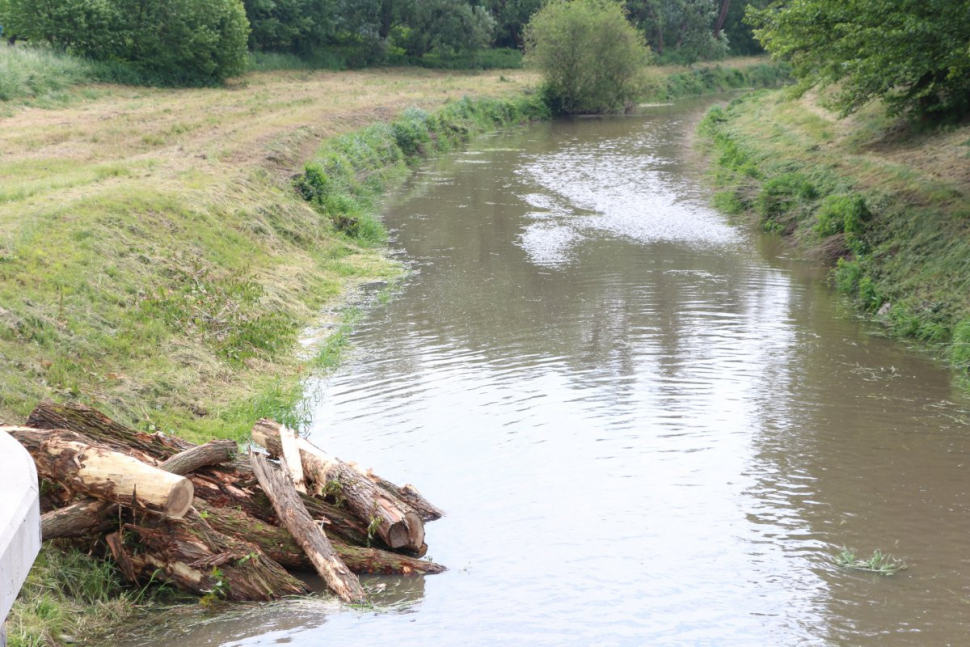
[146,98,970,647]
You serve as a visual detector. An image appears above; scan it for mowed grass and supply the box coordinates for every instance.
[699,89,970,374]
[0,62,537,442]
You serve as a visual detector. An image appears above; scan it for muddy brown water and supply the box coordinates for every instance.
[135,97,970,646]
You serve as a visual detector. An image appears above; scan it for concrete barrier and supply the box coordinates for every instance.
[0,431,41,646]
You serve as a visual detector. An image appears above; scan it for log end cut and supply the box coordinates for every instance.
[164,478,194,519]
[387,511,425,551]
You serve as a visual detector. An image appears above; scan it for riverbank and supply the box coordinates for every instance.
[0,65,543,647]
[2,58,786,646]
[698,90,970,378]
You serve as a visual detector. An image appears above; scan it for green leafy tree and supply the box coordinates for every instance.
[625,0,727,63]
[750,0,970,120]
[3,0,249,84]
[525,0,651,114]
[243,0,337,55]
[396,0,496,56]
[486,0,543,48]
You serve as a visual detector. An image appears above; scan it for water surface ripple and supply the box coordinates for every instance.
[152,99,970,647]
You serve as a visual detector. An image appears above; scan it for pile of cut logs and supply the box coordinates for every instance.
[2,401,445,604]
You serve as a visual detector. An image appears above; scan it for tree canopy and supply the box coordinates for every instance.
[525,0,651,114]
[749,0,970,120]
[0,0,249,83]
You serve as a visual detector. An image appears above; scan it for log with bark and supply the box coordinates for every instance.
[251,451,367,604]
[5,427,193,518]
[114,510,308,601]
[349,465,444,523]
[198,502,445,575]
[26,401,190,458]
[11,402,446,606]
[42,439,238,540]
[252,419,426,552]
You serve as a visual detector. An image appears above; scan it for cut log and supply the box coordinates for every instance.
[159,439,236,475]
[16,432,193,518]
[196,502,445,576]
[122,510,308,601]
[188,470,371,546]
[42,439,238,540]
[26,400,189,459]
[276,424,307,494]
[350,465,444,522]
[42,499,116,540]
[252,419,424,552]
[250,451,366,603]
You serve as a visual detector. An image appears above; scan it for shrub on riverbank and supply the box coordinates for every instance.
[699,90,970,377]
[646,62,789,102]
[524,0,651,114]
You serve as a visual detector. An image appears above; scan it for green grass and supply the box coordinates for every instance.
[644,62,790,102]
[7,546,185,647]
[835,547,908,575]
[0,46,96,104]
[698,90,970,380]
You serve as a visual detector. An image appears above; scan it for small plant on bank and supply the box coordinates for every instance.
[835,547,907,576]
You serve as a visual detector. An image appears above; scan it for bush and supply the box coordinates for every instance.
[524,0,650,114]
[2,0,250,85]
[814,194,871,237]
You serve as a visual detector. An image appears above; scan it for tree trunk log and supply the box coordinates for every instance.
[11,430,193,518]
[26,401,190,459]
[42,439,239,540]
[252,419,424,552]
[42,499,117,540]
[350,465,444,522]
[250,451,366,603]
[188,470,371,546]
[122,510,308,601]
[196,502,445,575]
[159,439,236,475]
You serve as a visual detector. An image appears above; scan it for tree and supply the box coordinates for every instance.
[396,0,496,56]
[486,0,543,48]
[3,0,250,84]
[525,0,651,114]
[749,0,970,120]
[625,0,727,63]
[243,0,337,55]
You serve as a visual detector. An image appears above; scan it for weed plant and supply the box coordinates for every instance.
[835,547,907,576]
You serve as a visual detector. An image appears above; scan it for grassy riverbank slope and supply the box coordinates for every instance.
[0,62,541,444]
[699,90,970,376]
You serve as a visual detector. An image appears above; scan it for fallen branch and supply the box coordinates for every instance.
[250,451,366,604]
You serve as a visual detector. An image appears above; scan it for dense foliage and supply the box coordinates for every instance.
[625,0,729,64]
[525,0,651,114]
[750,0,970,120]
[0,0,250,84]
[0,0,771,83]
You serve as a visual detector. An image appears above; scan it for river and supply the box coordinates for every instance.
[138,96,970,646]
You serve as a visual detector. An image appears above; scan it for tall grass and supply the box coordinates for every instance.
[644,62,790,102]
[0,47,94,102]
